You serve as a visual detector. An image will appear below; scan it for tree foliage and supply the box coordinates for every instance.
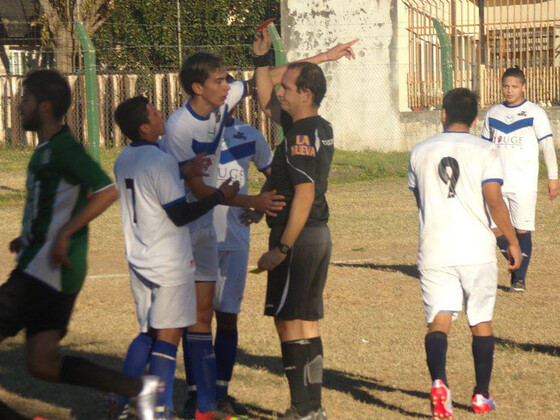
[93,0,280,72]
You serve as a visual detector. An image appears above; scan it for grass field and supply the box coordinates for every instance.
[0,148,559,419]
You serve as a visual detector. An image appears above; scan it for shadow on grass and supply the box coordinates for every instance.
[496,337,560,357]
[332,262,419,280]
[497,284,510,292]
[236,349,471,418]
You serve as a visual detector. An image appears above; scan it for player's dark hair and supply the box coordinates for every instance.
[442,88,478,127]
[287,62,327,107]
[501,66,526,85]
[22,70,71,120]
[180,52,226,96]
[114,96,149,142]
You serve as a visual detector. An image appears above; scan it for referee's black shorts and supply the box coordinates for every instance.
[0,269,78,339]
[265,224,332,320]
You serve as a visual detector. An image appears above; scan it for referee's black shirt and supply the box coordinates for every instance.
[266,111,334,228]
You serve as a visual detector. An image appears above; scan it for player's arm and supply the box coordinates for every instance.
[257,182,314,271]
[240,168,272,225]
[482,181,522,271]
[540,136,559,201]
[52,184,118,268]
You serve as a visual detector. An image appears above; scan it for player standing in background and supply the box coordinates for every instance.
[253,29,357,420]
[408,88,522,418]
[0,70,158,420]
[482,67,558,293]
[112,96,239,419]
[212,101,273,414]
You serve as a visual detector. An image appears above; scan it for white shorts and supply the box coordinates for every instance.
[213,249,249,314]
[419,262,497,326]
[129,268,196,333]
[491,191,537,231]
[191,225,219,282]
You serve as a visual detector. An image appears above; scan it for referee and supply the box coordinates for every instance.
[253,30,356,420]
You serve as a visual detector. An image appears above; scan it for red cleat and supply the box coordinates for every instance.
[430,379,454,419]
[472,393,496,413]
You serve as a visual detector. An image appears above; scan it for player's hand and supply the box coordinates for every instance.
[51,230,72,269]
[218,178,240,203]
[324,39,358,62]
[253,28,272,57]
[180,153,211,180]
[257,247,287,271]
[506,243,522,272]
[240,209,264,226]
[548,179,559,201]
[254,189,285,216]
[9,236,24,254]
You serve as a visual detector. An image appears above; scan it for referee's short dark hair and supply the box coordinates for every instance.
[288,62,327,107]
[502,66,526,85]
[442,88,478,127]
[180,52,226,96]
[114,96,149,142]
[22,70,71,120]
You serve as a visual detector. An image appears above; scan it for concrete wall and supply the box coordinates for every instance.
[281,0,403,151]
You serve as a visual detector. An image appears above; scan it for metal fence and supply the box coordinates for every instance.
[404,0,560,109]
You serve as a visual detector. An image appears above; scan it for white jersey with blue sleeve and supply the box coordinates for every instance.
[481,100,557,193]
[114,142,195,286]
[213,119,272,250]
[408,132,503,270]
[159,81,248,233]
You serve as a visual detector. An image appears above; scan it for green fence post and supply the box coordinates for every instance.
[432,18,453,97]
[74,21,100,162]
[268,24,286,144]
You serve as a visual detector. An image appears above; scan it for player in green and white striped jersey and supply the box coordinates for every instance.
[0,70,158,420]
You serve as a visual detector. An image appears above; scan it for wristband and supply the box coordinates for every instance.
[216,189,225,204]
[277,243,291,254]
[253,54,270,68]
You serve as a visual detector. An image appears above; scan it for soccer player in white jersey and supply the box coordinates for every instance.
[212,104,273,413]
[408,88,522,418]
[112,96,239,419]
[0,70,159,420]
[482,67,559,292]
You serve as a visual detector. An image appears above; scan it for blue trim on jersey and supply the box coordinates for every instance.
[408,186,417,191]
[220,141,256,164]
[241,80,248,98]
[538,133,553,142]
[258,163,272,173]
[501,99,527,108]
[192,105,229,156]
[488,117,534,134]
[162,196,186,209]
[482,178,503,186]
[481,135,492,141]
[130,140,159,148]
[186,101,210,121]
[177,160,189,180]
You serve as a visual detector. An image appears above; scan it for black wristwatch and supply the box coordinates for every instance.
[277,243,291,254]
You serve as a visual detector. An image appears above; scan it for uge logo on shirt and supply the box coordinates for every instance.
[291,135,316,157]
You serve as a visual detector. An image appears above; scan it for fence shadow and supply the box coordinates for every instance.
[236,349,470,418]
[332,262,419,280]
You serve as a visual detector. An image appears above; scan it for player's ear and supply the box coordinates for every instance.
[441,108,447,126]
[138,122,149,138]
[302,88,312,105]
[192,82,204,96]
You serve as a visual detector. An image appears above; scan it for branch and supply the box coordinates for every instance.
[37,0,62,32]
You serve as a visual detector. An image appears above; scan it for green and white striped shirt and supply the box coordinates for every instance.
[17,127,113,294]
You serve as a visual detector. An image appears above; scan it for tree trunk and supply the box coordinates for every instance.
[53,25,77,73]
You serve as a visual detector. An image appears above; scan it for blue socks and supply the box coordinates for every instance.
[185,331,216,413]
[495,235,509,260]
[425,331,448,386]
[215,328,238,401]
[182,331,197,399]
[123,333,154,377]
[149,340,178,409]
[514,232,532,283]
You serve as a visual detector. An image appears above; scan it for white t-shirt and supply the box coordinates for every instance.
[159,81,247,233]
[408,131,504,270]
[213,119,272,251]
[114,142,195,286]
[482,100,555,193]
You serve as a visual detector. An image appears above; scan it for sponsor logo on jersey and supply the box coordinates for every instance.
[495,134,524,146]
[291,135,316,157]
[218,167,246,183]
[518,111,527,117]
[321,138,334,146]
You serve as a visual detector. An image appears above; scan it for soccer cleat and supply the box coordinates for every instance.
[311,408,328,419]
[134,375,159,420]
[430,379,454,419]
[195,408,243,420]
[276,406,315,420]
[472,394,496,413]
[107,393,129,420]
[509,280,526,293]
[155,405,175,420]
[217,396,248,416]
